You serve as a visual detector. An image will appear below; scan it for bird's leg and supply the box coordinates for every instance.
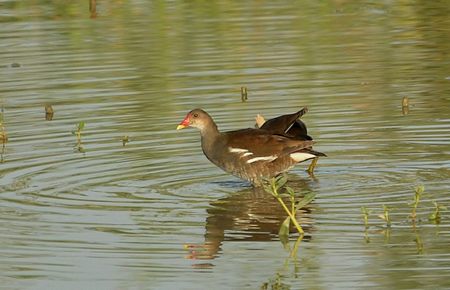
[306,157,319,174]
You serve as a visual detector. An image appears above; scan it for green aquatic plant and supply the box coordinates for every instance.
[378,205,391,227]
[121,135,130,146]
[429,201,447,224]
[410,185,424,222]
[240,86,248,102]
[361,206,371,243]
[72,121,85,143]
[263,175,315,237]
[361,185,446,249]
[72,121,85,152]
[361,206,371,228]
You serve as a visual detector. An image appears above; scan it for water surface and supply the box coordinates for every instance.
[1,1,449,289]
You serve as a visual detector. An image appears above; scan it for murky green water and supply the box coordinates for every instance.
[1,1,449,289]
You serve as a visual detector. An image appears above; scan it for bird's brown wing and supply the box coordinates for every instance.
[225,128,314,158]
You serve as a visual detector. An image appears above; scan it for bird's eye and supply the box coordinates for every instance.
[193,113,199,118]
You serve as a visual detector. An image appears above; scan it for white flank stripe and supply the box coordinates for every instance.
[290,152,316,162]
[246,155,277,164]
[229,147,249,153]
[242,152,253,157]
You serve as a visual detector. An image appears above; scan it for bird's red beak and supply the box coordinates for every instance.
[177,115,190,130]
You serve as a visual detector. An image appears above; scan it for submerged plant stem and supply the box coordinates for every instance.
[273,194,304,234]
[264,176,312,236]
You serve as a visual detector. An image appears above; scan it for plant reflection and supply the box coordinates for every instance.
[185,179,315,262]
[0,142,6,163]
[259,236,303,289]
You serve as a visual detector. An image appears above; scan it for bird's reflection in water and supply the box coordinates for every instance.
[185,177,315,262]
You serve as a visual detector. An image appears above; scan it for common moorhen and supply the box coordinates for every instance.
[177,108,326,186]
[254,108,324,173]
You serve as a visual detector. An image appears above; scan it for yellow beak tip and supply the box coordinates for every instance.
[176,124,186,130]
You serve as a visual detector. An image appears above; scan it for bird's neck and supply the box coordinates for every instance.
[200,122,221,157]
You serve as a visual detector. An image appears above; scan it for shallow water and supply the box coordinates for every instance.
[1,1,450,289]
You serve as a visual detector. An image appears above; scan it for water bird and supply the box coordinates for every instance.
[176,108,326,186]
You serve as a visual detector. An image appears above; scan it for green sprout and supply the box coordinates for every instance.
[378,205,391,227]
[409,185,424,221]
[72,121,85,152]
[429,201,447,224]
[240,86,248,102]
[361,206,371,228]
[361,207,372,243]
[264,175,315,237]
[121,135,130,146]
